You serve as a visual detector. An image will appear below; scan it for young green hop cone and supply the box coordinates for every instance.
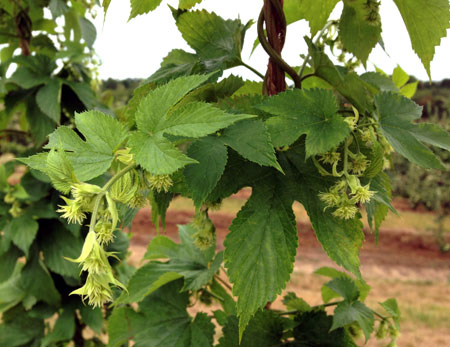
[66,231,125,307]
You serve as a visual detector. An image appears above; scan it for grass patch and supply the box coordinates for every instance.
[403,304,450,329]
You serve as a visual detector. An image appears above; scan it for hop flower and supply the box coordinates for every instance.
[350,153,369,175]
[375,320,389,339]
[95,219,115,245]
[72,183,102,211]
[4,193,15,204]
[333,203,359,220]
[70,272,114,308]
[319,151,341,165]
[9,201,22,218]
[115,147,135,165]
[57,196,86,224]
[344,116,357,130]
[318,191,341,208]
[353,184,375,204]
[147,174,173,193]
[67,231,125,307]
[110,170,138,204]
[128,193,147,208]
[192,211,215,250]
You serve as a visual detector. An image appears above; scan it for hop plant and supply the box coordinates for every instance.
[319,150,341,165]
[332,202,359,220]
[318,190,341,208]
[352,184,375,204]
[344,116,357,130]
[350,153,369,175]
[110,170,138,204]
[115,147,136,166]
[146,173,173,193]
[57,196,86,224]
[95,218,115,245]
[375,320,389,339]
[192,210,215,250]
[67,231,125,307]
[9,201,22,218]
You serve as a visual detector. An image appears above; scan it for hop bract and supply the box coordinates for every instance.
[57,196,86,224]
[147,173,173,193]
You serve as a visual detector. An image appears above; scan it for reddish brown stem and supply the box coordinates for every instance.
[262,0,286,95]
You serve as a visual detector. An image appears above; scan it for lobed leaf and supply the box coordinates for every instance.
[258,88,350,157]
[393,0,450,78]
[224,182,298,337]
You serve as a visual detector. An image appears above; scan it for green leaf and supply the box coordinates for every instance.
[339,0,381,65]
[108,307,138,347]
[25,97,57,145]
[36,78,61,123]
[218,312,286,347]
[115,263,183,305]
[179,0,202,9]
[210,279,237,316]
[63,80,98,109]
[184,137,228,207]
[129,132,197,175]
[129,0,163,19]
[132,280,214,347]
[325,277,360,302]
[189,313,215,346]
[80,305,103,334]
[20,249,61,306]
[380,298,401,329]
[176,10,252,70]
[135,74,212,133]
[361,72,399,93]
[331,301,374,341]
[292,310,357,347]
[79,17,96,48]
[282,146,364,277]
[146,49,203,85]
[306,38,378,112]
[118,225,221,304]
[411,123,450,151]
[102,0,111,16]
[258,89,350,156]
[156,102,253,137]
[0,308,44,346]
[282,292,311,312]
[393,0,450,77]
[40,223,83,278]
[392,65,410,88]
[4,214,38,257]
[46,149,76,193]
[224,182,298,336]
[45,111,128,180]
[400,81,419,98]
[375,92,445,169]
[49,0,69,18]
[8,67,50,89]
[0,246,21,283]
[0,264,26,313]
[284,0,340,36]
[75,111,127,153]
[220,119,282,172]
[315,266,371,303]
[41,307,75,346]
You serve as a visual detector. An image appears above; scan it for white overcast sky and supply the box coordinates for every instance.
[92,0,450,81]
